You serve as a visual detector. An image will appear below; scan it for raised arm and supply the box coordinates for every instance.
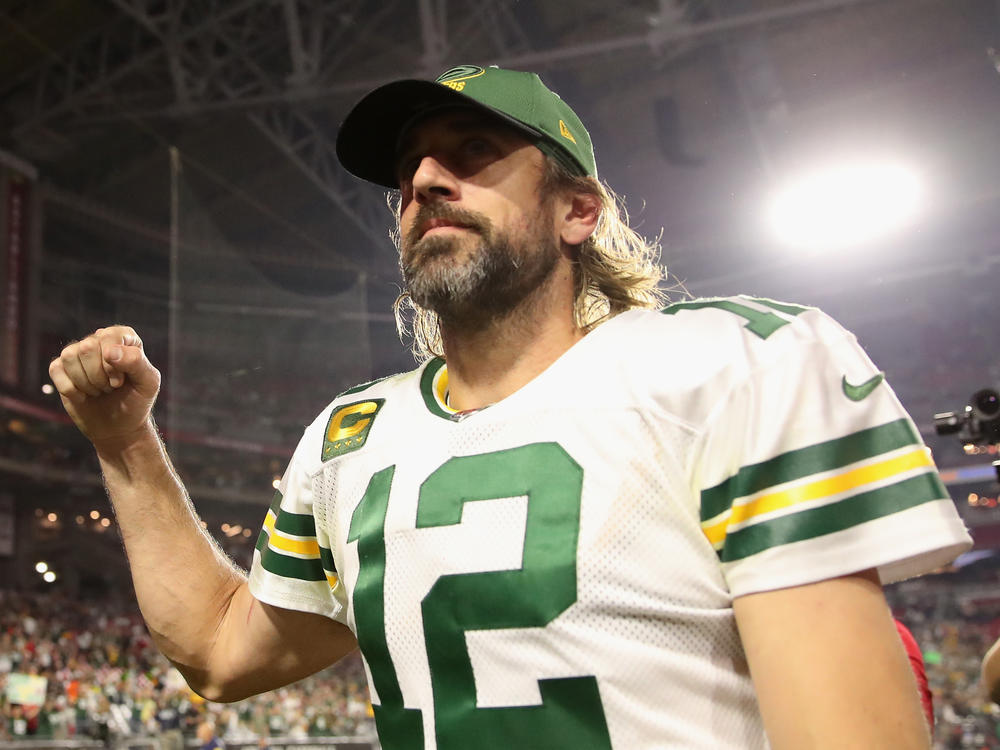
[49,326,357,701]
[733,569,931,749]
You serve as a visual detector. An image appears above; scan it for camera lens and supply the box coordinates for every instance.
[972,389,1000,420]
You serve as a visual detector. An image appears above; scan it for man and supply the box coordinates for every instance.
[195,721,223,750]
[50,64,971,749]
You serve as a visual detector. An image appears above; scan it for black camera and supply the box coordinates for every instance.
[935,389,1000,485]
[934,388,1000,444]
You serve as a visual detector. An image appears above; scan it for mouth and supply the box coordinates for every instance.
[418,218,473,240]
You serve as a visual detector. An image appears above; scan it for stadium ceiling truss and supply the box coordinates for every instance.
[4,0,881,263]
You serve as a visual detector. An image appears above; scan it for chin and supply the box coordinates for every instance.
[408,235,477,268]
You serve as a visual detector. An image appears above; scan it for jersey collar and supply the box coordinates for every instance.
[419,358,457,419]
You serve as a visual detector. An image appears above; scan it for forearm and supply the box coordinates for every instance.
[95,420,245,682]
[49,328,354,701]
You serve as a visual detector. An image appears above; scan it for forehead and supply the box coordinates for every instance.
[396,108,531,158]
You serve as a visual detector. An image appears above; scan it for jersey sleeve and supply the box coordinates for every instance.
[692,306,971,598]
[247,416,348,622]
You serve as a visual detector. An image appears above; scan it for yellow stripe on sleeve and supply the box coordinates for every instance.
[263,513,321,557]
[703,447,933,547]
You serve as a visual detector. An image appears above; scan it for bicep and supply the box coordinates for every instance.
[732,569,930,750]
[198,582,357,702]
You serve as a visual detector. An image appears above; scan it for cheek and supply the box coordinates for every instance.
[399,201,418,238]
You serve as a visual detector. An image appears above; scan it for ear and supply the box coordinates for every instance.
[558,191,601,247]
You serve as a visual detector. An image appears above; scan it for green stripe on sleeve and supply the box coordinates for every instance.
[320,545,337,574]
[262,489,317,537]
[267,490,283,514]
[337,374,391,398]
[719,471,947,563]
[255,524,269,553]
[259,545,327,582]
[701,418,920,523]
[274,508,317,537]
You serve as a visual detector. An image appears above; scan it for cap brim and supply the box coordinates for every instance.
[335,79,541,189]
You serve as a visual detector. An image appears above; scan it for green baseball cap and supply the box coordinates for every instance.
[336,64,597,188]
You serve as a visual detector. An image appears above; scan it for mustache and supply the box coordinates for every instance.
[403,204,492,250]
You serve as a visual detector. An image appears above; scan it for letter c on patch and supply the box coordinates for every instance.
[327,401,379,442]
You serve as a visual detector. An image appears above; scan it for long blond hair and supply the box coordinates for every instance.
[393,156,668,361]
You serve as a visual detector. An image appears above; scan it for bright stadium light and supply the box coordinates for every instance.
[767,160,923,251]
[35,561,48,574]
[43,571,57,583]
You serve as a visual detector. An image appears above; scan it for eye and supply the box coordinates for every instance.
[462,138,494,157]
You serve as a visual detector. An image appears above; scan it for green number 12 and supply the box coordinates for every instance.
[348,443,612,750]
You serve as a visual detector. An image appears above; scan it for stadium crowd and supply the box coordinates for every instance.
[0,589,374,744]
[3,580,1000,747]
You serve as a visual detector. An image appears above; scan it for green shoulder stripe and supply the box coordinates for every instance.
[259,545,326,582]
[719,471,947,563]
[662,299,789,340]
[701,418,920,523]
[750,298,814,316]
[337,374,392,399]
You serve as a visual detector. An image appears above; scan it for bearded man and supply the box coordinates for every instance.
[50,65,969,749]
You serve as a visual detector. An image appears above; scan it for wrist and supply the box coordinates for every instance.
[92,419,163,466]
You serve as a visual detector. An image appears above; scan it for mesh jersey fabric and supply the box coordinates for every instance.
[248,296,971,750]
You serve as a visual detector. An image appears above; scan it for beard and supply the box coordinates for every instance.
[400,202,560,327]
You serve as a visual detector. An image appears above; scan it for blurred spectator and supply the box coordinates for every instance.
[196,720,223,750]
[0,589,374,743]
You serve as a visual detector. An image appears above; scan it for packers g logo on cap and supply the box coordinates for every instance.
[436,65,485,92]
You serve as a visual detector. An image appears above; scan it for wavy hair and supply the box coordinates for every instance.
[392,156,669,361]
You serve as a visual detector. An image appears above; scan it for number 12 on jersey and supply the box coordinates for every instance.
[347,443,613,750]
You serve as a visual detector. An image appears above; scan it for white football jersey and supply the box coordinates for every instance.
[248,297,970,750]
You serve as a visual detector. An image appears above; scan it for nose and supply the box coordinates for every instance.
[411,155,460,205]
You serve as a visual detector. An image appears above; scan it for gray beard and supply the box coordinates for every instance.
[401,210,560,328]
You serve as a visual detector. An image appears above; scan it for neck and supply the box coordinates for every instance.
[438,262,583,411]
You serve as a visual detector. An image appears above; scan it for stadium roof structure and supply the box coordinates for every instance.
[1,0,997,470]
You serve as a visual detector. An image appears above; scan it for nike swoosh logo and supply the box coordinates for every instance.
[842,372,885,402]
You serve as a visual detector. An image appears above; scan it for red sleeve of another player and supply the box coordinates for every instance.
[894,619,933,729]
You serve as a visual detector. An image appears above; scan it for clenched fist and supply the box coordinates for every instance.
[48,325,161,446]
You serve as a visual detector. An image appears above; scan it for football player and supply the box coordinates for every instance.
[51,65,970,749]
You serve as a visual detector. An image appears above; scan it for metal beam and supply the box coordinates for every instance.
[41,0,888,125]
[68,0,396,260]
[419,0,448,72]
[6,0,887,266]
